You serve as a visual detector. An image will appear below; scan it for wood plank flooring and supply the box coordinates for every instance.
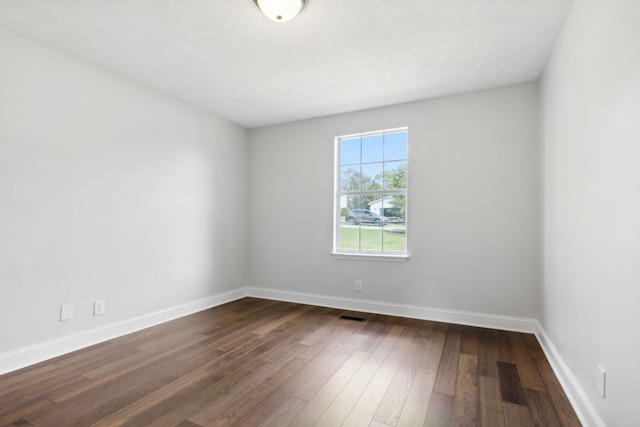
[0,298,581,426]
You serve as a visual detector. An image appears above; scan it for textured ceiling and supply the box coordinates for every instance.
[0,0,573,128]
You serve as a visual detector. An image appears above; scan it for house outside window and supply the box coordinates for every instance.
[333,128,408,259]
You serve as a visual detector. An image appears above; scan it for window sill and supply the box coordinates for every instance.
[331,252,410,262]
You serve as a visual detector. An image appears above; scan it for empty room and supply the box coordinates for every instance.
[0,0,638,426]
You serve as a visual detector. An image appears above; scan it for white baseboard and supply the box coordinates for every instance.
[245,286,603,427]
[535,326,606,427]
[0,285,602,427]
[245,286,539,333]
[0,288,247,375]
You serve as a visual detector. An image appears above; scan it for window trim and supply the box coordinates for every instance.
[330,251,410,262]
[332,127,409,259]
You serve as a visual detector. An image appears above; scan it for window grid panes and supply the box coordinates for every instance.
[334,128,408,255]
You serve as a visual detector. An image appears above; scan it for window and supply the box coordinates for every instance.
[333,128,408,259]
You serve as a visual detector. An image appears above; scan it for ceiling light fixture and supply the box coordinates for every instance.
[254,0,306,23]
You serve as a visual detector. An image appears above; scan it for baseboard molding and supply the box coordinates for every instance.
[0,285,603,427]
[246,286,603,427]
[535,326,606,427]
[0,288,247,375]
[245,286,539,333]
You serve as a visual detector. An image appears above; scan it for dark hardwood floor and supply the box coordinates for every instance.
[0,298,581,426]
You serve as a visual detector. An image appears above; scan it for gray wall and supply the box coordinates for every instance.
[249,83,541,319]
[0,28,249,352]
[541,1,640,425]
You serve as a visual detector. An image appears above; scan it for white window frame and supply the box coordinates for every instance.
[332,127,409,262]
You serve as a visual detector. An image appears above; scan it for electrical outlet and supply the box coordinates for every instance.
[355,280,362,292]
[597,365,606,398]
[93,300,105,316]
[60,304,74,321]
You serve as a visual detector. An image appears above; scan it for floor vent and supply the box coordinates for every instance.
[340,315,366,322]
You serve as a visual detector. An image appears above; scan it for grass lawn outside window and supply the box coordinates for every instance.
[338,222,406,253]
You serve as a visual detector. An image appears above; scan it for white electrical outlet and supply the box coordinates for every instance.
[355,280,362,292]
[93,300,105,316]
[597,365,606,398]
[60,304,74,321]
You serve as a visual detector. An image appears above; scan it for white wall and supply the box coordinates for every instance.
[541,1,640,425]
[0,27,248,353]
[249,83,541,319]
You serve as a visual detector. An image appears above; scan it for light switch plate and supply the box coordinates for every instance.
[597,365,606,398]
[60,304,74,321]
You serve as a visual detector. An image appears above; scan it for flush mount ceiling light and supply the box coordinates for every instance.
[254,0,306,23]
